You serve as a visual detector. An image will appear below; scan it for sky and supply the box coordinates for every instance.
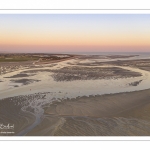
[0,14,150,53]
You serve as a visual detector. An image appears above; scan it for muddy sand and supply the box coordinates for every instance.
[50,66,141,81]
[77,58,150,72]
[1,89,150,136]
[42,89,150,136]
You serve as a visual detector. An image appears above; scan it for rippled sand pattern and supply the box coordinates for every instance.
[54,117,150,136]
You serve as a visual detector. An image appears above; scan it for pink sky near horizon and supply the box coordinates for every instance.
[0,14,150,53]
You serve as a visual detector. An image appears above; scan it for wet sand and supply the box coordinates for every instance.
[45,89,150,118]
[10,79,41,85]
[77,58,150,72]
[27,89,150,136]
[1,54,150,136]
[1,88,150,136]
[50,66,141,81]
[0,97,35,136]
[4,73,36,78]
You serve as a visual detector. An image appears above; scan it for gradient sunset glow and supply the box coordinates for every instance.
[0,14,150,53]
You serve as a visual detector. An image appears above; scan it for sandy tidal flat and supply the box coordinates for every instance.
[0,54,150,136]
